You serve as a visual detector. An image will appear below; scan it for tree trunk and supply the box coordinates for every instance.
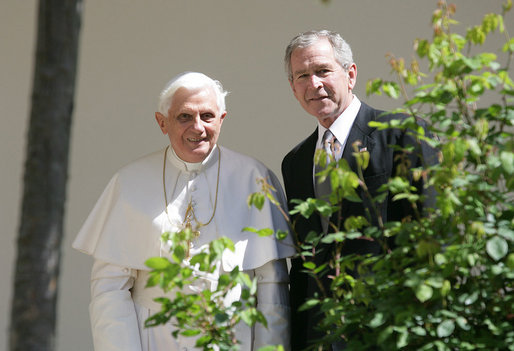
[10,0,82,350]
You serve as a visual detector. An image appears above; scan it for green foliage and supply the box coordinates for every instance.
[306,1,514,349]
[144,229,275,351]
[275,1,513,350]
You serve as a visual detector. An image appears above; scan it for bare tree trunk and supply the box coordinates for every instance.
[10,0,82,350]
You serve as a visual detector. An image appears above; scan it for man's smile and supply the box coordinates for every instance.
[309,95,330,102]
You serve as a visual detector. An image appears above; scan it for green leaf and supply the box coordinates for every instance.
[217,274,231,288]
[214,312,229,324]
[275,229,288,240]
[377,326,394,344]
[258,346,284,351]
[240,308,258,326]
[500,151,514,174]
[506,253,514,269]
[504,0,513,12]
[397,328,409,348]
[303,262,316,270]
[459,291,479,305]
[437,320,455,338]
[498,226,514,241]
[382,82,401,99]
[456,316,471,331]
[373,192,388,204]
[298,299,319,312]
[247,192,265,210]
[250,227,274,237]
[415,284,433,302]
[415,39,430,57]
[344,216,369,231]
[486,236,509,261]
[243,226,259,234]
[368,312,386,328]
[482,13,500,34]
[366,78,383,96]
[503,37,514,52]
[434,253,447,266]
[353,150,370,170]
[304,231,319,244]
[441,280,451,297]
[195,335,212,347]
[313,198,335,217]
[210,238,228,258]
[467,138,482,157]
[145,272,161,288]
[145,257,170,270]
[426,276,444,288]
[368,121,389,130]
[172,244,186,262]
[416,240,439,258]
[290,198,316,218]
[321,232,345,244]
[411,326,427,336]
[181,329,201,337]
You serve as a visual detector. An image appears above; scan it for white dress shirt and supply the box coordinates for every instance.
[314,95,361,180]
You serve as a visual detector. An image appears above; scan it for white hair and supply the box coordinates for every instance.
[157,72,228,116]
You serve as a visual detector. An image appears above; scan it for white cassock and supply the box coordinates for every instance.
[73,144,295,351]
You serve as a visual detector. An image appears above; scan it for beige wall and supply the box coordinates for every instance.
[2,0,512,349]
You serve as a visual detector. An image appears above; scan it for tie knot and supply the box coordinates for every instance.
[323,129,334,142]
[322,129,334,148]
[321,129,341,160]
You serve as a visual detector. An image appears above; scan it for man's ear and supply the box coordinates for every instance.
[220,111,227,123]
[347,63,358,90]
[155,112,167,135]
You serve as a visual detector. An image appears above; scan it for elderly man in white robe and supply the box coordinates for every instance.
[73,72,294,351]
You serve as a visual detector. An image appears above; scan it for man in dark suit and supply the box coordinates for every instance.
[282,30,437,350]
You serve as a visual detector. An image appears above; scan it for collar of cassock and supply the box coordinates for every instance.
[166,144,219,174]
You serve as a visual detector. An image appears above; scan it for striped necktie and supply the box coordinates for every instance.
[314,129,341,232]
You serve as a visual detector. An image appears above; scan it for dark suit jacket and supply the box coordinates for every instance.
[282,102,437,350]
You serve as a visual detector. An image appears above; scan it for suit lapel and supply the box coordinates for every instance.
[291,129,324,237]
[335,103,377,224]
[341,102,376,171]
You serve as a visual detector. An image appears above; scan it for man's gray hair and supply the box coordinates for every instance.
[157,72,228,116]
[284,30,354,81]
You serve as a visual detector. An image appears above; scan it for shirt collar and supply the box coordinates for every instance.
[166,144,219,173]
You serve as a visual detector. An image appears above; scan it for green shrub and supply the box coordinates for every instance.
[273,1,513,349]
